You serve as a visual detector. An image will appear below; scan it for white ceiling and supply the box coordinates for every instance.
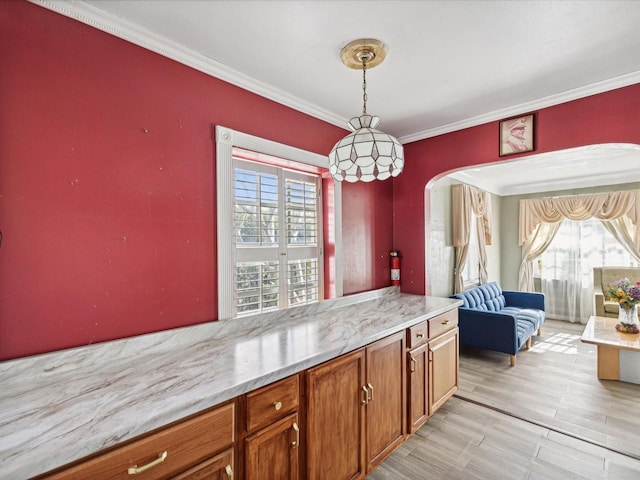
[37,0,640,195]
[446,143,640,196]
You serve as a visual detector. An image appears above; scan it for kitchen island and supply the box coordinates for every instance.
[0,287,460,479]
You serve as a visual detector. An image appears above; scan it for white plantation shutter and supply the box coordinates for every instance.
[234,168,279,246]
[288,258,318,306]
[235,261,279,314]
[286,178,318,246]
[233,159,322,316]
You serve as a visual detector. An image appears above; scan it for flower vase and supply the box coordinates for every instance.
[616,304,640,333]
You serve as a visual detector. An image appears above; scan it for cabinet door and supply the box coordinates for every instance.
[245,412,299,480]
[306,349,366,480]
[407,342,429,433]
[429,327,459,415]
[365,331,406,471]
[173,448,234,480]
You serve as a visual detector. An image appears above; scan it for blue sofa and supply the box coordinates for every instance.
[451,282,545,366]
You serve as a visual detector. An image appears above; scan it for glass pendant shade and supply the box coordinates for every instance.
[328,39,403,182]
[328,114,404,183]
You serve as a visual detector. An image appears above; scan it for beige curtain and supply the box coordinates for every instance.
[518,190,640,291]
[602,216,640,262]
[518,221,562,291]
[452,184,492,293]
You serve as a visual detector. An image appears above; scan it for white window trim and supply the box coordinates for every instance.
[216,125,343,320]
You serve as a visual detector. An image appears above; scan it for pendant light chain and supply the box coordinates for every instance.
[361,56,368,115]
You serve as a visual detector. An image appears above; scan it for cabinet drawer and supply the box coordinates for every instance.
[45,402,235,480]
[428,309,458,339]
[407,320,429,348]
[246,374,299,432]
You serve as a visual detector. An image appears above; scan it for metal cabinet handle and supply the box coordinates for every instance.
[274,401,282,411]
[410,357,417,373]
[442,320,450,325]
[291,422,300,448]
[127,451,167,475]
[362,385,369,404]
[225,464,234,480]
[416,332,424,338]
[367,383,374,403]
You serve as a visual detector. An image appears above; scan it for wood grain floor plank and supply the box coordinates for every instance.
[535,438,605,477]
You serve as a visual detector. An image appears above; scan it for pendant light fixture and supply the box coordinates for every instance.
[328,39,404,182]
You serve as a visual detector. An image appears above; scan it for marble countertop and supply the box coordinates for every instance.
[0,287,460,479]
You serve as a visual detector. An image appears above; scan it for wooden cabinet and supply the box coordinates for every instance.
[428,308,457,339]
[407,320,429,349]
[407,310,459,433]
[37,307,459,480]
[243,375,301,480]
[407,342,429,433]
[246,413,299,480]
[42,402,235,480]
[306,349,366,480]
[173,449,234,480]
[364,331,406,471]
[429,327,459,415]
[306,331,405,480]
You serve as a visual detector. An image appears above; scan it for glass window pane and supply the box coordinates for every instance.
[233,157,321,317]
[288,258,319,306]
[286,179,318,246]
[234,168,279,246]
[235,261,280,315]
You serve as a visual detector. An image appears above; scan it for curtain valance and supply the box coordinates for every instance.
[518,189,640,292]
[519,190,640,246]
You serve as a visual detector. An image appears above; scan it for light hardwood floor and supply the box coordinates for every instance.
[367,320,640,479]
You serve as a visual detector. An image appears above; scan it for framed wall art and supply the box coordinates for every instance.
[499,114,534,156]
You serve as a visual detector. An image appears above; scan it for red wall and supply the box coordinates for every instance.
[4,2,639,360]
[342,180,394,294]
[0,2,394,360]
[394,84,640,295]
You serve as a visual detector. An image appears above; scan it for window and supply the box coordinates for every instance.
[534,217,638,322]
[233,159,321,316]
[216,126,343,320]
[534,218,638,280]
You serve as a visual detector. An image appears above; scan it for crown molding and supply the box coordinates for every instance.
[31,0,347,130]
[399,71,640,144]
[30,1,640,146]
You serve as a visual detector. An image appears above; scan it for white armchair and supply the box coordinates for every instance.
[594,266,640,317]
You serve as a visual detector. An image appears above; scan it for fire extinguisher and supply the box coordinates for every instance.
[390,250,401,286]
